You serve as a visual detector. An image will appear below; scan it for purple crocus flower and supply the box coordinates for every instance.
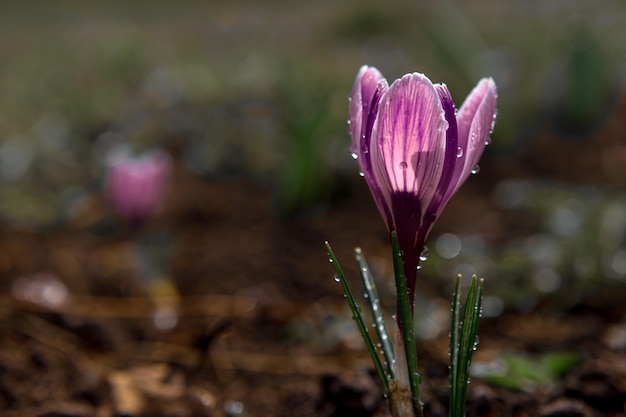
[105,147,171,228]
[349,66,497,304]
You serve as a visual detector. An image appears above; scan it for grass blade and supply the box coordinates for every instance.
[355,247,395,380]
[450,276,484,417]
[449,275,463,417]
[325,241,389,394]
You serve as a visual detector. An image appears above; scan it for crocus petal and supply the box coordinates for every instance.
[348,66,390,225]
[369,72,448,297]
[425,83,459,225]
[349,66,387,160]
[463,78,497,170]
[442,78,497,204]
[371,72,448,235]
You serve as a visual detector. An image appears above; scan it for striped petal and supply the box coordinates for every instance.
[425,83,459,224]
[349,66,388,161]
[445,78,497,203]
[348,66,390,224]
[371,72,448,233]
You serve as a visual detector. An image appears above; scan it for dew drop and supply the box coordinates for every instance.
[399,161,408,170]
[153,306,178,332]
[471,165,480,175]
[456,147,463,158]
[334,275,340,282]
[485,137,492,146]
[359,171,365,177]
[224,401,244,417]
[414,372,423,384]
[351,152,358,160]
[490,111,498,134]
[419,246,430,262]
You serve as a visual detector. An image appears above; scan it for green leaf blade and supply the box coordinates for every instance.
[450,276,484,417]
[325,241,390,394]
[449,275,463,417]
[355,247,395,380]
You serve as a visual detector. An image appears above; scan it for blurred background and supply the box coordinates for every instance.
[2,0,626,415]
[2,0,626,306]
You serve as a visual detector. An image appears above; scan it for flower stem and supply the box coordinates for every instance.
[391,231,422,415]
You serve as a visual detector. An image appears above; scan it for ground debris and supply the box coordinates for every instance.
[539,398,599,417]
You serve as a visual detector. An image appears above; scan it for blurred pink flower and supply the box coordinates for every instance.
[349,66,497,302]
[105,147,171,228]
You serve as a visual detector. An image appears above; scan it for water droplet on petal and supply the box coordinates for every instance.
[359,171,365,177]
[490,111,498,134]
[351,152,358,160]
[399,161,408,170]
[471,165,480,175]
[457,147,463,158]
[419,246,430,262]
[485,137,492,146]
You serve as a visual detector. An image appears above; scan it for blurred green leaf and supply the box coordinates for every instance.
[473,351,581,391]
